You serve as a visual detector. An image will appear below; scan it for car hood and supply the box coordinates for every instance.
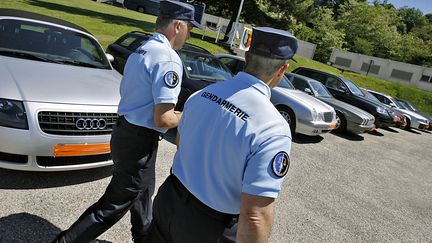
[396,108,429,121]
[319,97,374,119]
[0,56,122,105]
[272,87,334,112]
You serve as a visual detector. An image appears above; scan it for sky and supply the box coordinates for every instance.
[385,0,432,14]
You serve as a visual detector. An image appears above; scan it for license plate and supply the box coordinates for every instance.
[53,144,110,157]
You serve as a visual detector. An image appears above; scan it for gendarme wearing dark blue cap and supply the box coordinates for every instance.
[160,0,203,29]
[249,26,298,60]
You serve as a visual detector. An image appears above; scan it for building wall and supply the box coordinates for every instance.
[330,49,432,92]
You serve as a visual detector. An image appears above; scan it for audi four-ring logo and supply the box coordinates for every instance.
[75,118,107,130]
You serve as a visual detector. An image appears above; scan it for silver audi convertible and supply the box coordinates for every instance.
[0,9,121,171]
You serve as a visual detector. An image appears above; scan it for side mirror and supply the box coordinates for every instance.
[106,53,114,62]
[304,88,313,95]
[390,103,396,108]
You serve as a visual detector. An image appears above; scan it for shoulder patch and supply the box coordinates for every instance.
[272,151,290,177]
[164,71,179,88]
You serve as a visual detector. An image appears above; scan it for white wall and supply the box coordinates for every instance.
[330,49,432,92]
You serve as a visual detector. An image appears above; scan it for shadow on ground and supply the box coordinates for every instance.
[407,129,422,135]
[293,134,324,144]
[368,130,384,136]
[0,212,112,243]
[27,0,155,32]
[0,166,113,190]
[331,131,365,141]
[381,127,399,133]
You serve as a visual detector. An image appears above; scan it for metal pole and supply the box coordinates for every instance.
[230,0,245,46]
[366,60,374,76]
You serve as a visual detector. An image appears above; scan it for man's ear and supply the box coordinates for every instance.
[277,63,289,79]
[174,20,182,34]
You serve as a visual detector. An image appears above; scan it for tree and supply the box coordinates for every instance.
[397,7,427,34]
[337,2,401,59]
[308,7,345,62]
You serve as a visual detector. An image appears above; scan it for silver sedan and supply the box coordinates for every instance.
[216,54,337,136]
[0,10,121,171]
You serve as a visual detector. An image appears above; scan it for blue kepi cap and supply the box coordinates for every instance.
[159,0,203,29]
[249,27,298,60]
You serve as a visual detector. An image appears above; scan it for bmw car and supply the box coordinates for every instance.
[0,9,122,171]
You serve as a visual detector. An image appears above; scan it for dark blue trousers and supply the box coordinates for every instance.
[53,116,159,243]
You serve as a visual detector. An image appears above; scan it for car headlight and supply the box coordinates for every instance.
[376,106,388,115]
[311,109,323,121]
[0,98,28,129]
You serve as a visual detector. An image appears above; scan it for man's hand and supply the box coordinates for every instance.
[236,193,275,243]
[154,103,182,129]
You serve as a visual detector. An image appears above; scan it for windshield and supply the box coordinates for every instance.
[388,97,402,109]
[178,50,232,81]
[278,75,295,89]
[310,80,332,98]
[343,78,364,96]
[397,100,416,111]
[0,19,110,69]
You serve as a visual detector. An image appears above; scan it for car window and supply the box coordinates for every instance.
[219,57,240,74]
[0,19,110,69]
[325,77,343,90]
[290,76,309,91]
[342,78,364,96]
[310,81,333,98]
[295,69,328,84]
[278,75,295,89]
[179,51,232,81]
[117,35,138,49]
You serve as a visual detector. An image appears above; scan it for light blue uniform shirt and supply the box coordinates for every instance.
[118,32,183,133]
[173,72,292,214]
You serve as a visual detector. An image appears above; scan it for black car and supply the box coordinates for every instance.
[292,67,393,128]
[107,31,232,110]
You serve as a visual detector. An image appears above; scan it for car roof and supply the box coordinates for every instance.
[286,72,318,83]
[0,8,91,35]
[293,67,341,79]
[125,31,211,54]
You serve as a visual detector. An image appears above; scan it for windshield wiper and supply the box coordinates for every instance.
[0,50,62,64]
[53,59,100,68]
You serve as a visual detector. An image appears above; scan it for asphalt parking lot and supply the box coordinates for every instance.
[0,127,431,243]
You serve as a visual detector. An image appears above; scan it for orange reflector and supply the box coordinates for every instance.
[53,144,110,157]
[329,123,337,129]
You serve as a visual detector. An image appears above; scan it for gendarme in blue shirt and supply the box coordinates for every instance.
[118,32,183,133]
[173,72,292,214]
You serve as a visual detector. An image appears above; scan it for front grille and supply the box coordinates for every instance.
[38,111,118,136]
[0,151,28,163]
[323,112,333,122]
[37,154,112,166]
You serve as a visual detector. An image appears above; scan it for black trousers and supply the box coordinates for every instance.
[148,174,238,243]
[55,116,160,243]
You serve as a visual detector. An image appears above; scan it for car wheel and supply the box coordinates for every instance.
[277,106,296,136]
[137,6,145,13]
[403,118,411,130]
[333,111,346,133]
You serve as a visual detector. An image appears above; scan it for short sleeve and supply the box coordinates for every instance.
[151,61,183,105]
[242,135,292,198]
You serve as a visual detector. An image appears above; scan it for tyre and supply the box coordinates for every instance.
[403,118,411,130]
[333,111,346,133]
[277,106,296,136]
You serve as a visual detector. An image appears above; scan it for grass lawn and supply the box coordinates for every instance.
[2,0,432,114]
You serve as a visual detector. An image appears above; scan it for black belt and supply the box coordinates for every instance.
[117,115,161,137]
[169,174,238,225]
